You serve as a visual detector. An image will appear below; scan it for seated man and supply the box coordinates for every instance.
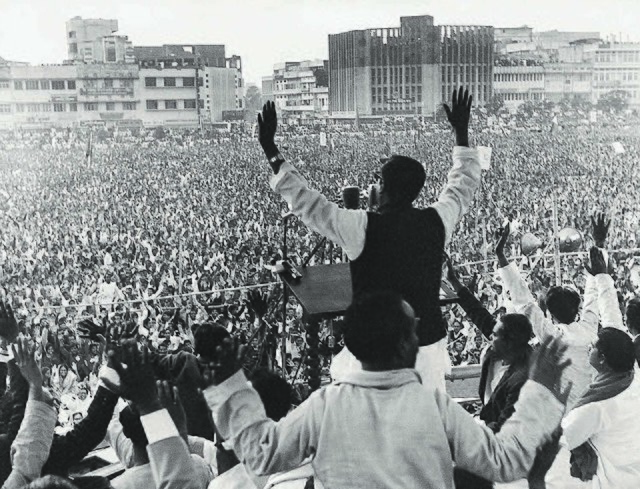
[204,291,571,489]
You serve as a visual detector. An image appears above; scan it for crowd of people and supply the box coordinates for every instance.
[0,87,638,487]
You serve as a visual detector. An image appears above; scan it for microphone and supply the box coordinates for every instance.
[342,186,361,210]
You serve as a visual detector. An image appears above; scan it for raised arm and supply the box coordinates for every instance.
[433,88,481,245]
[259,101,368,261]
[446,259,495,339]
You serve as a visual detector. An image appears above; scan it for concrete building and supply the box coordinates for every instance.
[66,17,134,64]
[139,67,198,126]
[200,66,237,123]
[493,64,545,108]
[262,59,329,122]
[590,42,640,107]
[328,15,493,118]
[543,63,593,103]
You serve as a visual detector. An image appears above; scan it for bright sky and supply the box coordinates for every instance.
[0,0,637,85]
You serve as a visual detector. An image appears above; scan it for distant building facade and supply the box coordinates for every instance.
[262,59,329,122]
[66,17,135,64]
[328,15,493,117]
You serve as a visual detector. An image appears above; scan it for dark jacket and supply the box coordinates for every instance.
[634,335,640,368]
[43,385,119,476]
[350,208,447,346]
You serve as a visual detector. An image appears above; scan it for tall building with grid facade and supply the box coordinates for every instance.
[328,15,493,117]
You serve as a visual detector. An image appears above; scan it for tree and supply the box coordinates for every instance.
[597,90,630,113]
[485,95,505,115]
[244,86,263,120]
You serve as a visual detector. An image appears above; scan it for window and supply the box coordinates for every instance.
[68,31,76,38]
[26,80,39,90]
[69,103,77,112]
[183,77,195,87]
[146,100,158,110]
[165,100,177,110]
[0,104,10,114]
[145,77,157,87]
[164,77,176,87]
[106,102,115,111]
[40,80,50,90]
[184,99,196,109]
[104,79,113,88]
[67,80,76,90]
[27,104,39,113]
[122,79,133,88]
[198,99,204,109]
[123,102,136,111]
[0,80,9,89]
[52,80,65,90]
[105,41,117,63]
[15,104,25,113]
[53,103,66,112]
[41,103,51,112]
[84,103,98,111]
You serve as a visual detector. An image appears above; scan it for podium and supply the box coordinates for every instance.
[281,263,459,391]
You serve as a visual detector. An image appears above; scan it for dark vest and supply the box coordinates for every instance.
[350,207,447,346]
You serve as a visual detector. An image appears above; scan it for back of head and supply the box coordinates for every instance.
[380,156,426,205]
[545,286,580,324]
[626,297,640,334]
[119,405,148,448]
[500,313,533,347]
[194,322,231,360]
[25,476,79,489]
[597,327,635,372]
[344,291,414,365]
[249,368,292,421]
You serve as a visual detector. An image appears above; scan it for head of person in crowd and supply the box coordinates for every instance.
[249,368,293,421]
[490,313,533,365]
[626,297,640,337]
[23,475,80,489]
[589,327,636,374]
[545,286,581,325]
[344,291,419,371]
[193,322,231,363]
[376,156,426,210]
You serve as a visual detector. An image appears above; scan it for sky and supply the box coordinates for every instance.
[1,0,638,85]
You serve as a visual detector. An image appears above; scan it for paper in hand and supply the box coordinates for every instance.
[477,146,492,170]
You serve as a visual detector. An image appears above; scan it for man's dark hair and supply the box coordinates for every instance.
[380,156,426,205]
[626,297,640,334]
[501,314,533,347]
[344,291,414,364]
[193,322,230,359]
[597,327,635,373]
[545,286,580,324]
[249,368,292,421]
[25,475,79,489]
[119,405,148,448]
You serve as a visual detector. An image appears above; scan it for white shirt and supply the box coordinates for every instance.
[269,147,482,260]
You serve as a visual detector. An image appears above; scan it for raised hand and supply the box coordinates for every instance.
[12,337,42,388]
[110,342,159,414]
[529,336,572,405]
[584,246,610,276]
[443,87,472,146]
[202,336,248,387]
[495,222,511,268]
[0,301,19,343]
[77,317,106,342]
[257,101,279,158]
[591,212,610,248]
[157,380,188,439]
[445,258,464,293]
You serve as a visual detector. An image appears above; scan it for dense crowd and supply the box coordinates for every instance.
[0,95,638,488]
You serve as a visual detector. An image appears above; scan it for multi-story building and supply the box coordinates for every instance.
[66,17,135,64]
[200,66,237,123]
[262,60,329,122]
[543,63,593,103]
[493,64,545,108]
[139,68,198,126]
[328,15,493,117]
[590,42,640,107]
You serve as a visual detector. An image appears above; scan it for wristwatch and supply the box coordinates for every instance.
[268,153,286,174]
